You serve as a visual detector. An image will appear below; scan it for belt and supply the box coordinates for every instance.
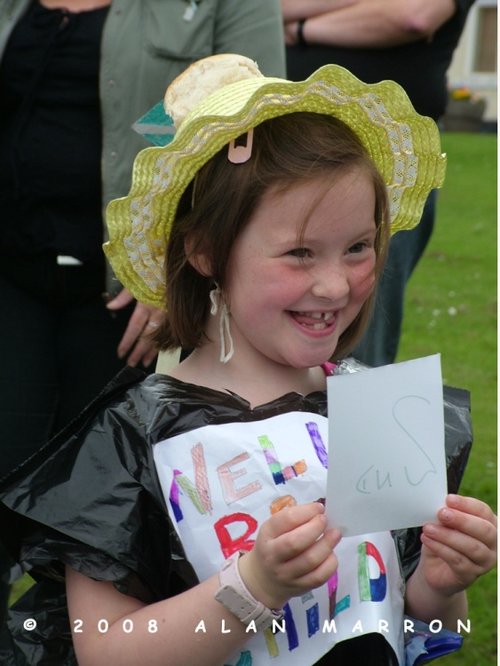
[56,255,83,266]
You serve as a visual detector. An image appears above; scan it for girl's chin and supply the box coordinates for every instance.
[280,345,339,369]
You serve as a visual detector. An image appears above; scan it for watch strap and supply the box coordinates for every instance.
[214,552,284,630]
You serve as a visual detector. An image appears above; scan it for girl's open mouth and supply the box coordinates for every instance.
[290,311,336,331]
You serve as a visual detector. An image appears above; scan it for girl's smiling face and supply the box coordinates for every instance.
[223,168,378,369]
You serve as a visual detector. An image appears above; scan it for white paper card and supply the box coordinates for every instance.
[326,354,447,537]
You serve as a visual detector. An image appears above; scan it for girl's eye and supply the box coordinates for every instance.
[348,241,370,254]
[288,247,312,258]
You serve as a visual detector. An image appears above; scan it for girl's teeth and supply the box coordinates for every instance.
[293,311,335,330]
[297,311,334,321]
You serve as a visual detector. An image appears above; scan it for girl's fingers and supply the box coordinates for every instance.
[446,494,497,526]
[422,522,495,570]
[421,535,486,584]
[271,513,330,561]
[433,499,497,554]
[250,503,342,600]
[265,501,326,540]
[242,524,340,607]
[280,527,341,573]
[291,551,339,591]
[271,529,340,588]
[259,503,330,563]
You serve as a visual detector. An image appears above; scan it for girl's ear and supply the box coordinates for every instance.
[184,236,212,277]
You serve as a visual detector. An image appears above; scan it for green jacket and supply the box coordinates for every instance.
[0,0,286,290]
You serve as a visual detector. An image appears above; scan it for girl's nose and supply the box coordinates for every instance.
[311,263,350,302]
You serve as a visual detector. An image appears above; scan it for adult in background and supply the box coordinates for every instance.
[0,0,285,623]
[282,0,475,366]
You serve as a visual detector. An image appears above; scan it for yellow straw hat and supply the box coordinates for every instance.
[105,55,446,309]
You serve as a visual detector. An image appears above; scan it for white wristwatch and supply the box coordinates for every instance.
[214,552,284,630]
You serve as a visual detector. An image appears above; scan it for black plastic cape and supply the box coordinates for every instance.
[0,366,472,665]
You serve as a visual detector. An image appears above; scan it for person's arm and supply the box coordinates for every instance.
[67,502,341,666]
[66,567,251,666]
[283,0,456,48]
[281,0,356,22]
[404,494,497,629]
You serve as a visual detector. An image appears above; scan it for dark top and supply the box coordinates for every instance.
[286,0,476,120]
[0,1,109,263]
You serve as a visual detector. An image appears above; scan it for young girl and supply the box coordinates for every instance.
[0,55,496,666]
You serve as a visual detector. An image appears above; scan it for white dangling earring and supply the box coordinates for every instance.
[209,284,234,364]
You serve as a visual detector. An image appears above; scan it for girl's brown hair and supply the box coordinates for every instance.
[154,112,390,360]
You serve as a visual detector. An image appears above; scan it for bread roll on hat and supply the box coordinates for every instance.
[164,53,263,128]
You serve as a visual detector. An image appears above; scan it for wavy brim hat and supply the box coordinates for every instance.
[105,54,446,309]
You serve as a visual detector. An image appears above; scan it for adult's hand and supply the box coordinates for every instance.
[106,288,163,368]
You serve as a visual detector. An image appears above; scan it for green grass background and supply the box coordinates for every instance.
[10,132,497,664]
[396,131,497,665]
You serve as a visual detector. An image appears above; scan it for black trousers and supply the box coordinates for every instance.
[0,254,139,478]
[0,253,140,623]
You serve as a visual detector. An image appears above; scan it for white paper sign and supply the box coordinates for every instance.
[326,354,447,537]
[153,412,405,665]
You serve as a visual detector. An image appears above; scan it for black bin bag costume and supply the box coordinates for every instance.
[0,362,472,665]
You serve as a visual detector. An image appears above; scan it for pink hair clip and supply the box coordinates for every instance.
[227,128,254,164]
